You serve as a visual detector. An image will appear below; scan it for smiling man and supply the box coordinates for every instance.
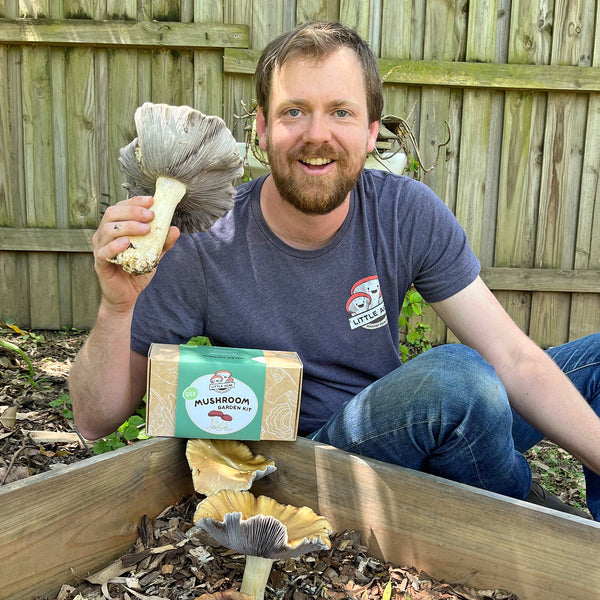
[70,21,600,520]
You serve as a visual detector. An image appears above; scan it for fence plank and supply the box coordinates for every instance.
[0,228,95,252]
[418,1,465,345]
[224,0,255,140]
[531,2,585,346]
[21,43,62,328]
[106,0,138,19]
[296,0,339,22]
[0,44,12,225]
[225,48,600,91]
[193,0,224,116]
[455,0,499,267]
[66,48,99,227]
[70,253,100,329]
[340,0,369,40]
[494,0,549,338]
[0,18,249,48]
[570,2,600,340]
[380,0,411,116]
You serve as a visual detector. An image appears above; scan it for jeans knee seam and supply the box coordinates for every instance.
[454,428,485,488]
[340,420,433,454]
[560,361,600,376]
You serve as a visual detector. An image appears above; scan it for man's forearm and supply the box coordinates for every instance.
[69,303,140,440]
[503,346,600,476]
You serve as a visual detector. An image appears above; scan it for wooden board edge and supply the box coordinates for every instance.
[0,437,193,600]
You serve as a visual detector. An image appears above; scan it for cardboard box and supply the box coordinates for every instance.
[146,343,303,440]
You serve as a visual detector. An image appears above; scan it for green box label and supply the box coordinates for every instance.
[175,346,266,439]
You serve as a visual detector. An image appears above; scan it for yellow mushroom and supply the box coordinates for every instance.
[185,439,276,496]
[110,102,243,274]
[190,490,333,600]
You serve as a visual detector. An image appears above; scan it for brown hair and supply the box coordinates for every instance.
[255,21,383,125]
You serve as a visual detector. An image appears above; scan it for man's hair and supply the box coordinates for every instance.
[255,21,383,125]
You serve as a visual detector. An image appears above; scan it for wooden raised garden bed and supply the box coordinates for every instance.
[1,436,599,600]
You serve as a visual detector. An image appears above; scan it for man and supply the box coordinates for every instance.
[70,21,600,519]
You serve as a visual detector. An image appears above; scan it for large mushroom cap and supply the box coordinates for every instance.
[191,490,333,559]
[118,102,244,232]
[186,439,276,496]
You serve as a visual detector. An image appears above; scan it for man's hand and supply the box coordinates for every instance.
[93,195,180,313]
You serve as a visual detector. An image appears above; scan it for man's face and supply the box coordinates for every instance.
[256,48,379,215]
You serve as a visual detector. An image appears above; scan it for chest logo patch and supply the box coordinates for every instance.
[346,276,388,330]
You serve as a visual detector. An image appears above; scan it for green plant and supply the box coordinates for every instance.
[186,335,212,347]
[407,155,421,179]
[399,289,432,363]
[49,393,73,420]
[525,441,587,510]
[92,403,150,454]
[0,337,36,381]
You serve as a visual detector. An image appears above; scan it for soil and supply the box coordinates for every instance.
[0,327,589,599]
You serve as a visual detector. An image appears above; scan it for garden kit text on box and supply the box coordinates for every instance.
[146,344,303,440]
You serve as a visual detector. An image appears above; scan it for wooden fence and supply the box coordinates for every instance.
[0,0,599,348]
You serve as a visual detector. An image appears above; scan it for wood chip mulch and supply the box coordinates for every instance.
[46,495,519,600]
[0,329,91,485]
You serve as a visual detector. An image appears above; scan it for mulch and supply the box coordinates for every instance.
[46,494,519,600]
[0,328,91,484]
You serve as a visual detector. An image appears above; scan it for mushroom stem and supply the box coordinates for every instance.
[239,555,275,600]
[112,175,187,274]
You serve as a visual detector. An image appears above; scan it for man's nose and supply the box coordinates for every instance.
[303,113,332,145]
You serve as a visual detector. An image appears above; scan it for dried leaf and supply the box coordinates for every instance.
[85,558,132,585]
[0,405,17,428]
[0,465,30,483]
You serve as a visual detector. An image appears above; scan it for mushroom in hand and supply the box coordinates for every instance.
[190,490,333,600]
[185,439,276,496]
[110,102,243,274]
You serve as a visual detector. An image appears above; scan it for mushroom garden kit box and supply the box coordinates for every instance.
[146,343,303,441]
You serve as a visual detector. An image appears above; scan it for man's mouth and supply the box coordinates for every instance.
[300,157,335,166]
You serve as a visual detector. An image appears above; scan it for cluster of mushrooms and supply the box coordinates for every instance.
[185,439,333,600]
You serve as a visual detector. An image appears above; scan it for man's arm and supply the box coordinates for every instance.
[430,276,600,476]
[69,195,179,440]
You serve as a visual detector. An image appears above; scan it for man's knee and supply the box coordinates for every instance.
[405,344,510,425]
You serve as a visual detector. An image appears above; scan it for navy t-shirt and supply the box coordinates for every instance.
[131,170,480,434]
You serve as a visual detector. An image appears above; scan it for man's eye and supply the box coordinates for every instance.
[287,108,301,117]
[335,109,348,118]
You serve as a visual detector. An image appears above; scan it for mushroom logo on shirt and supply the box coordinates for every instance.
[346,276,388,330]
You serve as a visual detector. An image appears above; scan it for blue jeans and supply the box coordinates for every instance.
[309,333,600,519]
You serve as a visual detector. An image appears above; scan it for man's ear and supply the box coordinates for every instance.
[366,120,379,154]
[256,106,268,151]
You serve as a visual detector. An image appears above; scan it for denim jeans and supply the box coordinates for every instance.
[309,333,600,519]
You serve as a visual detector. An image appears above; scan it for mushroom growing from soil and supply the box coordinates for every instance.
[185,439,276,496]
[110,102,243,274]
[190,490,333,600]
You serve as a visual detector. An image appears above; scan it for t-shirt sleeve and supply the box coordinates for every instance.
[130,234,207,357]
[396,177,480,302]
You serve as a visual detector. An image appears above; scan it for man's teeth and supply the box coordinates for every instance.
[302,157,333,166]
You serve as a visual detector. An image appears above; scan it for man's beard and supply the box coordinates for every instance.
[266,142,367,215]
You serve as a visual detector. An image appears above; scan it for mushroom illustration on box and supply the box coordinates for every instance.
[146,344,303,441]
